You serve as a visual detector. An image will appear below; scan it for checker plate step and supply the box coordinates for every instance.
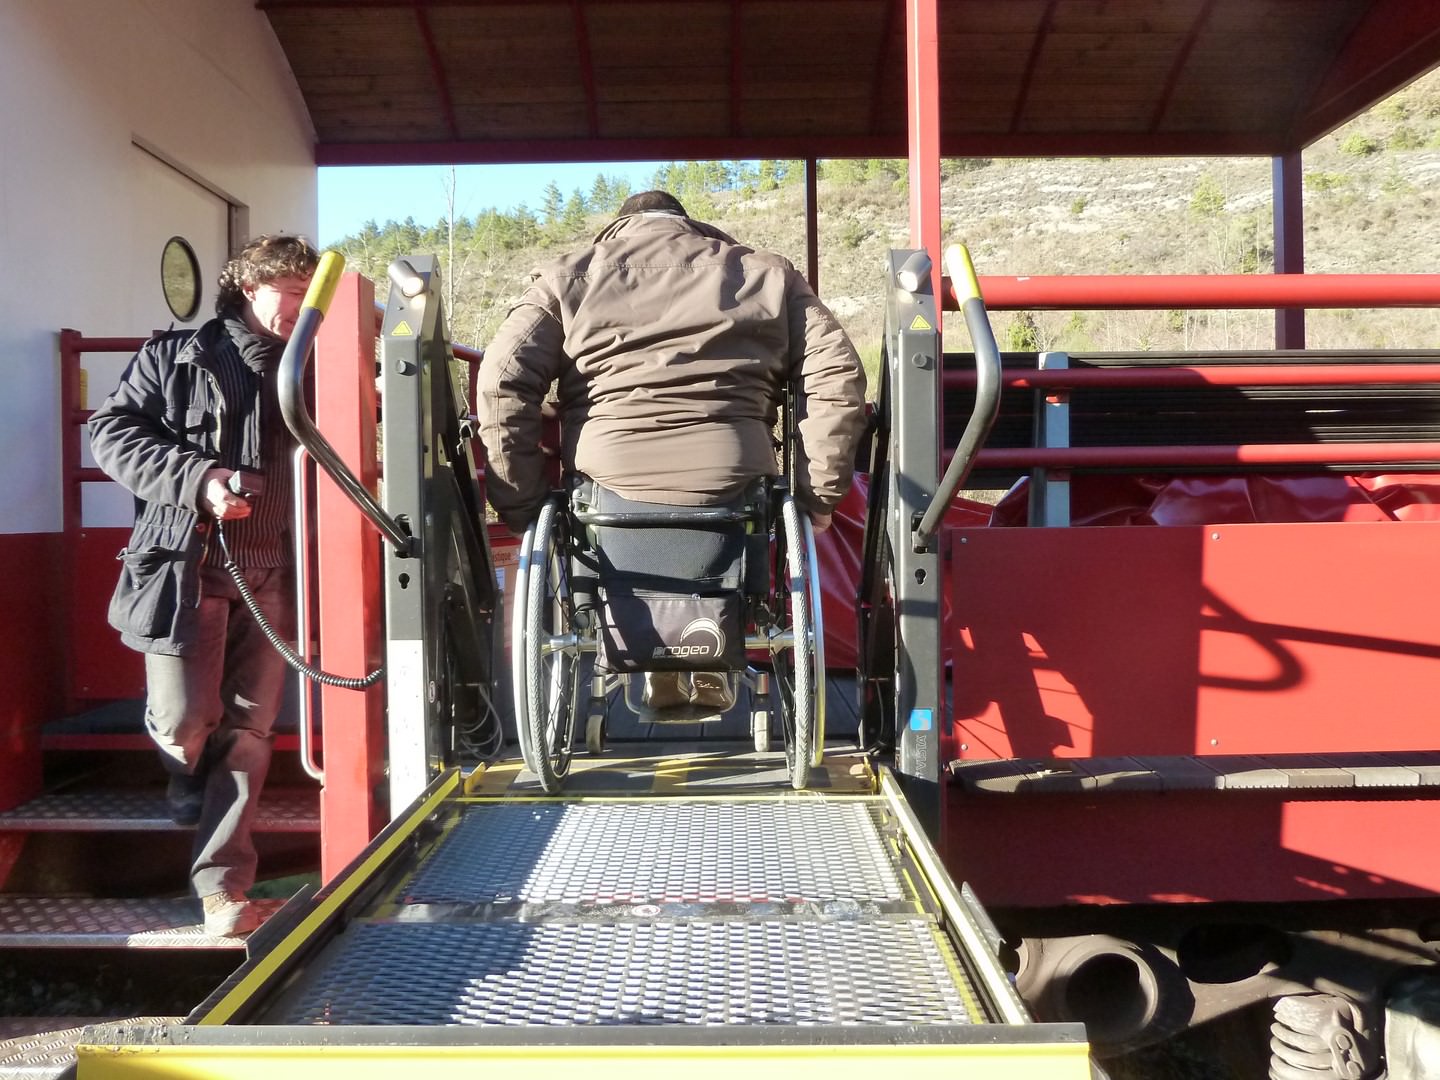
[402,800,904,904]
[274,919,976,1026]
[259,797,988,1030]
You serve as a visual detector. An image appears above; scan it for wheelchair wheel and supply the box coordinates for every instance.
[585,701,607,756]
[522,499,582,792]
[751,708,770,754]
[772,494,823,789]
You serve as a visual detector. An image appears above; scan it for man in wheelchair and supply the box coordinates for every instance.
[477,189,865,724]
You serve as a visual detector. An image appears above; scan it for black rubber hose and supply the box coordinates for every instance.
[216,522,384,690]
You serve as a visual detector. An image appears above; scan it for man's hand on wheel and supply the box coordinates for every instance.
[809,511,832,534]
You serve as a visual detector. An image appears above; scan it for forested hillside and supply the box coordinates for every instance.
[331,68,1440,374]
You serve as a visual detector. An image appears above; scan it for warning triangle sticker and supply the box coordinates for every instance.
[391,321,414,336]
[909,314,932,331]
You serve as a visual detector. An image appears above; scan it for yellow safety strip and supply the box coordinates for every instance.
[879,768,1032,1025]
[455,790,886,807]
[75,1040,1092,1080]
[944,243,982,302]
[461,763,488,795]
[301,250,345,315]
[465,754,875,797]
[194,770,461,1026]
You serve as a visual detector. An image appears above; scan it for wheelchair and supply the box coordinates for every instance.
[511,474,825,793]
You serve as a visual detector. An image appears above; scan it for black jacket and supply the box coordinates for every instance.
[90,318,269,655]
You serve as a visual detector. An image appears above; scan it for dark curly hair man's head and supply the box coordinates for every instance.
[215,234,319,315]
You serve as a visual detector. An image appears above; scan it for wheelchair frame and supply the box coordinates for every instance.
[511,480,825,793]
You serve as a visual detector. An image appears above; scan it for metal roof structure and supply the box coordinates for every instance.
[259,0,1440,166]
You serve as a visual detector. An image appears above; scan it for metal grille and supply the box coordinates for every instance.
[279,919,974,1027]
[403,801,902,904]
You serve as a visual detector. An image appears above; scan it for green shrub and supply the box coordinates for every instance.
[1340,133,1383,156]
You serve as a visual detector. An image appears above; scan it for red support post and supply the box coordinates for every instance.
[314,272,387,880]
[1274,152,1306,349]
[906,0,942,326]
[804,157,819,293]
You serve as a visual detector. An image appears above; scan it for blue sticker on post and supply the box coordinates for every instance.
[909,708,933,731]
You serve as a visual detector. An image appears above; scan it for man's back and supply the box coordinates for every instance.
[478,198,865,532]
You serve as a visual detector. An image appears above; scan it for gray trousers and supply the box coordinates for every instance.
[144,564,294,899]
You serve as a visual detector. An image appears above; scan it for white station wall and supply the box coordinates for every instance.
[0,0,317,535]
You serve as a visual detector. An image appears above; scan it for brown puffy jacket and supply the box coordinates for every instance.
[477,212,867,531]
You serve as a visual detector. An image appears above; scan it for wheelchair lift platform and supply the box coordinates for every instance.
[75,747,1089,1079]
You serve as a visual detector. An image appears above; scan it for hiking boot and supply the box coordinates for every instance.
[689,672,736,712]
[641,671,690,710]
[201,891,261,937]
[165,772,206,827]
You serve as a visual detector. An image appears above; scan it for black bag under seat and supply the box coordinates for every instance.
[597,587,744,673]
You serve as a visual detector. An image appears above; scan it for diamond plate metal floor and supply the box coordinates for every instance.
[0,787,318,832]
[0,1017,177,1080]
[0,897,284,948]
[260,796,989,1029]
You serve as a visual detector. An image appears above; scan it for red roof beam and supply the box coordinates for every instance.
[411,4,458,140]
[569,0,600,137]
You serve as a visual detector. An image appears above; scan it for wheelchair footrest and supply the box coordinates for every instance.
[631,703,734,725]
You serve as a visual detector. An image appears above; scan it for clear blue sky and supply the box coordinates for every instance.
[317,162,668,246]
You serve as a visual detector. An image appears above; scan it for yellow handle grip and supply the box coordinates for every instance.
[302,250,346,316]
[945,244,982,303]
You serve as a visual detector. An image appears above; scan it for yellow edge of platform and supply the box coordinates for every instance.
[191,771,462,1026]
[76,1040,1092,1080]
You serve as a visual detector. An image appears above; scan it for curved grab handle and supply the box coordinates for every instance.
[913,244,1003,550]
[302,249,346,316]
[278,251,418,557]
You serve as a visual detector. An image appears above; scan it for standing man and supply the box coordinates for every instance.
[90,234,319,937]
[477,191,866,711]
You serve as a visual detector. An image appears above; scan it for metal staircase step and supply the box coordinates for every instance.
[0,788,318,832]
[950,751,1440,795]
[0,1016,178,1079]
[0,896,283,949]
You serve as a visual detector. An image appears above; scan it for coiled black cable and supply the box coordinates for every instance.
[216,521,384,690]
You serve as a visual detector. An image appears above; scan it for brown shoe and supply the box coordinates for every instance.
[641,671,690,710]
[689,673,736,712]
[202,891,261,937]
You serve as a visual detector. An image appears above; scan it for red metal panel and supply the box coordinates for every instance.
[947,523,1440,763]
[944,793,1440,907]
[0,533,60,810]
[315,272,386,881]
[69,529,143,699]
[313,130,1285,167]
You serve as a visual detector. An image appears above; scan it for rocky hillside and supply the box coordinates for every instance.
[334,68,1440,381]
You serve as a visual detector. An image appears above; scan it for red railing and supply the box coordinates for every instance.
[57,330,146,714]
[945,273,1440,311]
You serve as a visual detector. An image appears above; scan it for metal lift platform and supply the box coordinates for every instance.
[74,747,1089,1079]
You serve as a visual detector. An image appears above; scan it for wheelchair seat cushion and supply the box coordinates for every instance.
[574,480,753,591]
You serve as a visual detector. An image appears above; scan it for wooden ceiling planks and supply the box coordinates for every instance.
[255,0,1440,162]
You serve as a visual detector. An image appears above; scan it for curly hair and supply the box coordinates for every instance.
[215,234,320,315]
